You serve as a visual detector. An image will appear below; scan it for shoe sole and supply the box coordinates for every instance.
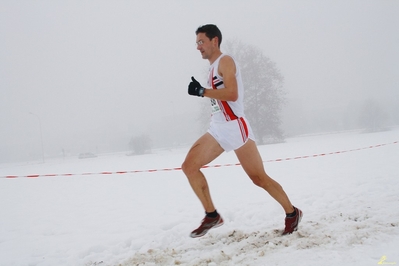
[190,220,224,238]
[294,210,303,232]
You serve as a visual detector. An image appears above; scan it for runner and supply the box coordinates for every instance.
[182,24,302,238]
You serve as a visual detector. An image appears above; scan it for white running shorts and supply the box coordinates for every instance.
[208,117,255,152]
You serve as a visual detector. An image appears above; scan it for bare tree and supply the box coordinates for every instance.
[224,40,286,144]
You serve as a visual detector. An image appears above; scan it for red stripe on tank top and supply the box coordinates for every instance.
[211,69,238,121]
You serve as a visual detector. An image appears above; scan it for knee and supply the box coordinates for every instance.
[250,175,265,187]
[181,160,198,177]
[250,174,273,189]
[181,161,189,175]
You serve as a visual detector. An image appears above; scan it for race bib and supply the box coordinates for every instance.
[210,99,221,114]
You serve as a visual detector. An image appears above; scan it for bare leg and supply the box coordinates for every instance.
[181,133,224,213]
[235,139,294,213]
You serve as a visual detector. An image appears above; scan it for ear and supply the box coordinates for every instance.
[212,37,219,47]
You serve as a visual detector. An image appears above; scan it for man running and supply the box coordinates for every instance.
[182,24,302,238]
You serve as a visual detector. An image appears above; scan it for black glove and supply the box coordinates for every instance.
[188,76,205,97]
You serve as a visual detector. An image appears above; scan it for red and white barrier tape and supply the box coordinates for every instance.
[2,141,397,179]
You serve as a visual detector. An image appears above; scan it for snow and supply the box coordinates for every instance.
[1,129,398,266]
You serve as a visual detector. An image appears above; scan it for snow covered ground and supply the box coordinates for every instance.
[1,128,398,266]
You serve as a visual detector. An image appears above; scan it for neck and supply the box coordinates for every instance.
[208,51,223,65]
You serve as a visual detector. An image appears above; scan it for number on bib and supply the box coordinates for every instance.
[210,99,221,114]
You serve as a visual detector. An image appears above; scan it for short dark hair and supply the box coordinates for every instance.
[196,24,222,47]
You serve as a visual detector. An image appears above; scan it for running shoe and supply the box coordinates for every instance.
[190,214,224,238]
[282,206,303,235]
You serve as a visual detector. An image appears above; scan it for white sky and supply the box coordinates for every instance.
[1,0,398,162]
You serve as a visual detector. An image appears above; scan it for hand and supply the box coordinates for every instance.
[188,76,205,97]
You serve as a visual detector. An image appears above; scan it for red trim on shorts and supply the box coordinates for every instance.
[238,117,249,142]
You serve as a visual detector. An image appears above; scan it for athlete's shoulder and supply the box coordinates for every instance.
[220,53,235,62]
[219,54,237,74]
[219,54,237,67]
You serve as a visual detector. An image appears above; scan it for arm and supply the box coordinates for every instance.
[203,56,239,102]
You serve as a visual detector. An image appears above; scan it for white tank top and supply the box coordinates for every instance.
[207,54,245,123]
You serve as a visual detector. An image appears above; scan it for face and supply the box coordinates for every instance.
[196,32,218,60]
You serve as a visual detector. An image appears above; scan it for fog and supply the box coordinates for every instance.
[1,0,398,163]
